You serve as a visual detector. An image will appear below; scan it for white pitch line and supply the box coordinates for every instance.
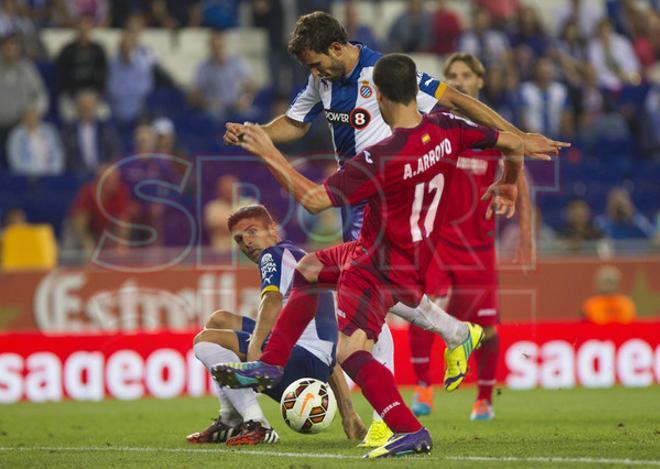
[0,447,659,466]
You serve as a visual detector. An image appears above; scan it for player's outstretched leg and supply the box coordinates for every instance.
[444,322,484,392]
[212,360,284,392]
[342,347,432,459]
[390,297,484,392]
[358,323,394,447]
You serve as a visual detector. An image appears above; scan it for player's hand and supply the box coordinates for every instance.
[238,124,279,160]
[482,181,518,219]
[513,236,534,270]
[523,132,570,160]
[341,411,367,441]
[223,122,244,146]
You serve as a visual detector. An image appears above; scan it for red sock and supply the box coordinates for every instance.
[343,351,422,434]
[260,271,318,367]
[408,324,436,386]
[476,332,499,403]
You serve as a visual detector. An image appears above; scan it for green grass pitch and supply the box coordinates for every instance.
[1,387,659,468]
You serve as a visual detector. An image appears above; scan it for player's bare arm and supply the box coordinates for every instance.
[514,171,534,266]
[439,85,570,160]
[481,131,524,219]
[223,115,310,146]
[238,124,333,214]
[328,366,367,440]
[246,290,283,361]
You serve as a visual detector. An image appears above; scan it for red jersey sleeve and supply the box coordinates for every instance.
[323,150,381,207]
[429,112,499,153]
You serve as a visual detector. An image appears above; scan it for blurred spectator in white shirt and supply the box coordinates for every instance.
[588,18,641,91]
[0,32,48,153]
[107,26,156,124]
[556,0,602,39]
[7,105,65,176]
[519,58,573,138]
[189,31,256,122]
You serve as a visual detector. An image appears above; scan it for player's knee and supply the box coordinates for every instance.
[428,295,450,310]
[193,329,209,345]
[204,309,234,329]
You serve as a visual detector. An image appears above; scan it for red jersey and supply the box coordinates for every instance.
[70,180,130,237]
[323,112,498,303]
[437,147,501,249]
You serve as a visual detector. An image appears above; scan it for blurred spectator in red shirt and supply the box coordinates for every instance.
[69,163,130,255]
[474,0,519,28]
[431,0,462,56]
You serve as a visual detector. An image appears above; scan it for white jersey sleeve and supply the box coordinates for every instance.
[286,74,324,123]
[416,71,447,113]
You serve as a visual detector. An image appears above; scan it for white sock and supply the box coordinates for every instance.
[194,341,270,427]
[214,382,242,426]
[370,324,395,423]
[389,296,468,349]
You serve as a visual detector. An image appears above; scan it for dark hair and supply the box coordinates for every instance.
[373,54,418,105]
[443,52,485,78]
[227,204,276,232]
[287,11,348,58]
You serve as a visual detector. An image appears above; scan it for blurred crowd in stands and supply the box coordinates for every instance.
[0,0,658,267]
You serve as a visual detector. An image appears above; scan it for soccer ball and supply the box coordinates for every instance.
[280,378,337,434]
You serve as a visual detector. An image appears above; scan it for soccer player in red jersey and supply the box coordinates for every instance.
[214,54,533,458]
[409,53,533,421]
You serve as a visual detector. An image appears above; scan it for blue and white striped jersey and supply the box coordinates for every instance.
[258,241,337,366]
[286,43,447,164]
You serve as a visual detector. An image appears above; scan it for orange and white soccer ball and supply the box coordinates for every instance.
[280,378,337,433]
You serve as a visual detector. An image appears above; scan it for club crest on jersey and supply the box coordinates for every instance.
[359,81,373,98]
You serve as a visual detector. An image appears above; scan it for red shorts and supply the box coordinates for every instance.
[425,240,499,326]
[315,241,396,341]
